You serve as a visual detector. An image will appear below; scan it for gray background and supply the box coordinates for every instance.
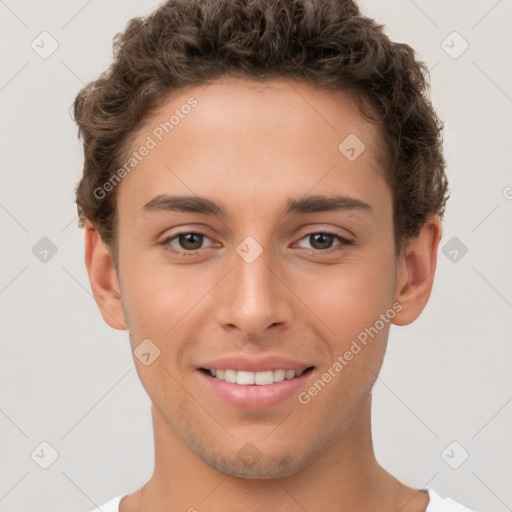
[0,1,511,511]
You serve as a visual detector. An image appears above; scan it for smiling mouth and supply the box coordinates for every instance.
[199,367,315,385]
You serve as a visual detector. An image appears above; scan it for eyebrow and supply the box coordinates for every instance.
[141,193,373,217]
[142,194,224,216]
[285,194,373,216]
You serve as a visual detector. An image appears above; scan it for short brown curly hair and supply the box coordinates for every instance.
[73,0,449,260]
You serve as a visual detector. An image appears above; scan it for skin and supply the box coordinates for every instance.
[85,78,441,511]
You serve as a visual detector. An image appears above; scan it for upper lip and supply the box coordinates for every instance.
[198,355,314,373]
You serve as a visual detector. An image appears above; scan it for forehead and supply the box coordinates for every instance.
[117,77,389,220]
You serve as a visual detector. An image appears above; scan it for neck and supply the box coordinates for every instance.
[136,395,409,512]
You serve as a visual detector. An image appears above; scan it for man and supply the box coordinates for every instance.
[74,0,474,510]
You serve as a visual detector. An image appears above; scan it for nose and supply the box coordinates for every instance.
[215,242,293,339]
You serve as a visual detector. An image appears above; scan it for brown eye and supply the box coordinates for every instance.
[177,233,204,250]
[295,231,353,254]
[161,231,215,255]
[308,233,335,250]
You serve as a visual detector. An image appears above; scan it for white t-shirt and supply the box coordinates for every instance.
[90,489,475,511]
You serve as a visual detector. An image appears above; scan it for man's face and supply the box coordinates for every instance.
[114,78,399,478]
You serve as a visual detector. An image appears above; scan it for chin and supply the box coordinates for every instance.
[197,444,311,480]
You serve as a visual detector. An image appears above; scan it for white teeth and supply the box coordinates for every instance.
[224,369,237,383]
[237,371,255,385]
[254,370,273,385]
[207,368,308,385]
[273,369,285,382]
[285,369,296,380]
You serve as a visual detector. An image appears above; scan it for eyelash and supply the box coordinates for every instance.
[160,230,353,256]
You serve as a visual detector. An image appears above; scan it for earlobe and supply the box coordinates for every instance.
[391,215,442,326]
[84,224,127,330]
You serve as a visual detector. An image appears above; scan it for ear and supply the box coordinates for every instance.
[84,223,127,330]
[391,214,442,326]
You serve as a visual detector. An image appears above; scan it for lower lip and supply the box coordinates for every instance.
[197,369,314,410]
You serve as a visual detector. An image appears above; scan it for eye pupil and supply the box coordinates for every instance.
[179,233,203,250]
[310,233,334,250]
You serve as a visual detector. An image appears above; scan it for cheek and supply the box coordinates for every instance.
[295,263,394,413]
[118,241,208,330]
[297,255,396,343]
